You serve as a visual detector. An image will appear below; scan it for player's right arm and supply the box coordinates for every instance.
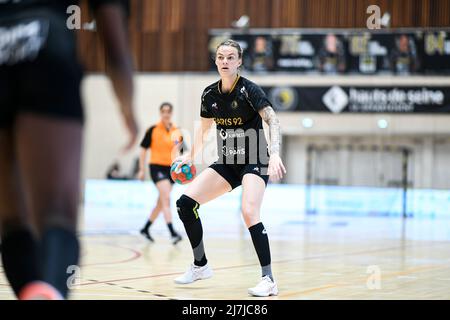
[92,1,138,152]
[137,127,153,180]
[137,148,147,181]
[176,117,214,169]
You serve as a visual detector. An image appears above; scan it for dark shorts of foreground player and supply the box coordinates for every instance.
[209,162,269,190]
[0,9,84,128]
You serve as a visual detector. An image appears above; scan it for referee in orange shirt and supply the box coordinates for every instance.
[138,102,183,244]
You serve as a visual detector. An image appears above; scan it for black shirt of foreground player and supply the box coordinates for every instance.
[200,76,270,166]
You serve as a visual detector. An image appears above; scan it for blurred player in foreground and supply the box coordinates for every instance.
[0,0,137,299]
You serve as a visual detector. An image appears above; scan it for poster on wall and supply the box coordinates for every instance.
[208,29,450,75]
[262,85,450,113]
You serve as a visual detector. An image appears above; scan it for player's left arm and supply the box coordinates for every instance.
[259,106,287,181]
[93,1,137,151]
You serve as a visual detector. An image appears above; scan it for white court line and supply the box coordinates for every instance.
[397,276,418,279]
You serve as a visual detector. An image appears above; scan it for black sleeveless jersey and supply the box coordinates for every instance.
[200,76,272,166]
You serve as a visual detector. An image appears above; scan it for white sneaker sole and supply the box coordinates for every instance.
[174,271,213,284]
[248,287,279,297]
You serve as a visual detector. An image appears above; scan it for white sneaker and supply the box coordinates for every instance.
[248,276,278,297]
[174,263,213,284]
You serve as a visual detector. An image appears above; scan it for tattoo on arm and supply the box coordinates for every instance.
[259,106,281,155]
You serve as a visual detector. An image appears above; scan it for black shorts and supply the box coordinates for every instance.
[149,164,174,185]
[0,9,83,128]
[209,162,269,190]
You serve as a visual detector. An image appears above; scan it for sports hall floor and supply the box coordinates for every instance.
[1,182,449,300]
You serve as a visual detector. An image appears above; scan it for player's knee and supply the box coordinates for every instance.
[176,194,200,224]
[159,194,170,207]
[243,215,260,228]
[241,200,258,217]
[241,202,260,226]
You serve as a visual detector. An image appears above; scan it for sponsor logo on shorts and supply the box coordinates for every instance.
[0,20,49,65]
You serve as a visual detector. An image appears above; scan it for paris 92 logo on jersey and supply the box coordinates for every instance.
[214,117,244,126]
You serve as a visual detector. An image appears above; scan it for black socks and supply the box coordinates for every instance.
[177,195,207,267]
[249,222,273,281]
[142,220,178,237]
[0,228,40,296]
[40,227,80,299]
[142,220,152,232]
[167,223,177,237]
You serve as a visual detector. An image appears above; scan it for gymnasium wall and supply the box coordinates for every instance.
[77,0,450,72]
[81,74,450,189]
[77,0,450,190]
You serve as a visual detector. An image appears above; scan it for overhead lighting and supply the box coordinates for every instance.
[302,118,314,128]
[377,119,388,129]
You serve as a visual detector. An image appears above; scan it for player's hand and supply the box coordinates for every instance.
[120,104,138,153]
[175,154,192,171]
[268,154,286,182]
[137,169,145,181]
